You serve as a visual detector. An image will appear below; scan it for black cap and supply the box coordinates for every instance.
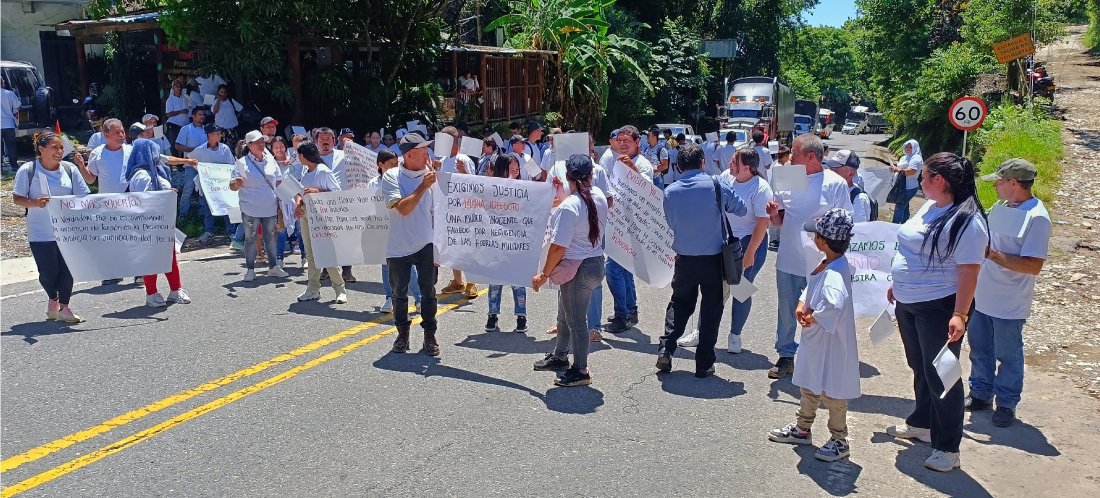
[339,127,354,137]
[508,135,526,146]
[565,154,593,178]
[398,132,433,154]
[203,123,224,134]
[527,121,543,133]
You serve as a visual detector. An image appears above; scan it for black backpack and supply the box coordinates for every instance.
[850,185,879,221]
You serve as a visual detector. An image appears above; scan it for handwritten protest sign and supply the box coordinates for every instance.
[304,189,389,268]
[195,162,238,216]
[48,191,176,281]
[341,142,379,189]
[606,162,676,288]
[434,172,554,288]
[801,221,901,318]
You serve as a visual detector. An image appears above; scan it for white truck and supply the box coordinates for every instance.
[842,106,870,135]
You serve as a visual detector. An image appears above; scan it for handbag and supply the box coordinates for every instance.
[712,177,743,285]
[548,258,582,285]
[885,170,907,204]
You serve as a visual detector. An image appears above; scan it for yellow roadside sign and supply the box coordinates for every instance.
[993,33,1035,64]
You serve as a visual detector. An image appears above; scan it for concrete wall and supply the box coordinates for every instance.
[1,1,85,73]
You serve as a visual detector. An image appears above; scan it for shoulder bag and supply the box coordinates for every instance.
[712,176,744,285]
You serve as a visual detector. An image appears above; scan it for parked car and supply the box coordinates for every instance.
[718,129,749,147]
[1,61,54,139]
[654,123,702,144]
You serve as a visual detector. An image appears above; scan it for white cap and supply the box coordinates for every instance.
[244,130,265,143]
[141,113,158,123]
[395,128,408,139]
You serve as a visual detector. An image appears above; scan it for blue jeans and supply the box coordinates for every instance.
[587,285,603,332]
[2,128,17,170]
[967,310,1026,410]
[605,258,637,318]
[554,256,605,370]
[180,168,199,216]
[892,187,919,223]
[775,269,807,357]
[242,213,277,270]
[233,223,245,243]
[276,229,288,259]
[730,233,768,336]
[382,263,421,302]
[488,285,526,316]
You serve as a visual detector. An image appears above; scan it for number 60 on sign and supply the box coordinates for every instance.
[949,96,987,131]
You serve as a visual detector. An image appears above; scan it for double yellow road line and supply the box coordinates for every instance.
[1,292,483,497]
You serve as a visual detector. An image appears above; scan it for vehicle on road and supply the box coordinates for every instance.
[794,99,819,137]
[842,106,869,134]
[866,112,888,134]
[717,76,794,147]
[718,129,749,147]
[1,60,55,139]
[654,123,702,144]
[818,109,835,138]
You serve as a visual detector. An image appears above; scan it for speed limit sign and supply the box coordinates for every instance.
[949,96,987,131]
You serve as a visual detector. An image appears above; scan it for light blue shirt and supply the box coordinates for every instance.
[663,169,746,256]
[175,123,206,151]
[1,88,19,129]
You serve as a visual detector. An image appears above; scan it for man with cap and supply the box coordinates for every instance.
[165,79,190,153]
[655,143,746,377]
[525,121,548,166]
[186,123,236,243]
[603,124,654,334]
[259,117,279,144]
[139,114,172,154]
[383,132,398,153]
[383,133,442,355]
[825,150,875,222]
[336,128,355,150]
[966,158,1052,428]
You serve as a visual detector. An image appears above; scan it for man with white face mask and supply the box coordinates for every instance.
[383,133,442,356]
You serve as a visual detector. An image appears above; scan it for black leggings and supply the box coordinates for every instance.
[30,242,74,304]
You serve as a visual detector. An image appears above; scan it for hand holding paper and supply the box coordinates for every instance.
[434,133,454,159]
[868,308,896,346]
[933,343,962,399]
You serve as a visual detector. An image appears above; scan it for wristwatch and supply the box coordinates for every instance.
[952,312,969,325]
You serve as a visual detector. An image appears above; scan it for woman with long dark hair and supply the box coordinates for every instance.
[718,147,772,353]
[292,141,346,304]
[12,132,91,322]
[886,152,989,472]
[484,153,529,333]
[531,154,608,387]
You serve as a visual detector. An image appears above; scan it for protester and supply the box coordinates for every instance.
[212,84,243,141]
[769,145,793,251]
[765,133,852,379]
[768,208,859,463]
[663,133,686,185]
[886,152,988,473]
[537,128,564,179]
[966,159,1052,428]
[663,129,677,149]
[366,130,385,153]
[195,73,226,100]
[752,130,775,181]
[825,150,874,223]
[139,114,172,154]
[337,128,355,150]
[383,133,398,154]
[509,121,522,137]
[476,137,498,175]
[437,126,480,299]
[384,133,441,355]
[229,131,290,282]
[1,76,19,171]
[314,127,355,282]
[709,131,738,177]
[174,108,206,155]
[260,117,278,144]
[186,123,236,243]
[641,128,669,188]
[603,125,654,333]
[271,136,296,268]
[532,154,609,386]
[12,132,91,322]
[890,139,923,223]
[371,148,422,313]
[481,153,530,333]
[292,141,347,304]
[656,143,746,377]
[86,119,110,150]
[78,119,135,286]
[524,121,548,165]
[164,79,190,152]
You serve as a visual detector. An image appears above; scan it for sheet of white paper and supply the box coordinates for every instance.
[61,135,74,157]
[406,120,419,132]
[524,157,543,179]
[490,132,504,150]
[768,140,780,154]
[459,136,483,157]
[415,124,428,135]
[433,133,454,159]
[705,132,719,142]
[987,203,1028,238]
[174,228,186,253]
[869,308,896,346]
[933,343,962,399]
[772,164,809,191]
[203,94,216,106]
[153,125,164,139]
[552,133,590,163]
[729,278,758,303]
[275,176,304,204]
[291,126,307,136]
[227,206,242,224]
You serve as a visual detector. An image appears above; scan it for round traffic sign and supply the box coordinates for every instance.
[949,96,987,131]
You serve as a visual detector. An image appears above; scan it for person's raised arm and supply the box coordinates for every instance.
[392,170,436,216]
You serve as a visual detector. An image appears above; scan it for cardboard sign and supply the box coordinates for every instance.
[705,132,719,142]
[291,126,307,136]
[729,278,758,303]
[869,307,896,346]
[195,162,239,216]
[993,33,1035,64]
[341,141,379,189]
[304,189,390,267]
[227,206,242,224]
[605,162,676,288]
[153,126,164,139]
[203,94,216,106]
[61,135,74,158]
[933,343,962,399]
[275,175,304,204]
[174,228,186,253]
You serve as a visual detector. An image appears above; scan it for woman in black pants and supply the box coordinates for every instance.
[886,152,988,472]
[12,132,92,322]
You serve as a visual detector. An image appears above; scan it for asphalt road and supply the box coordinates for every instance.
[3,131,1098,497]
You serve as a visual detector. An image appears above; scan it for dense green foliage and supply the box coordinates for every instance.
[971,102,1063,208]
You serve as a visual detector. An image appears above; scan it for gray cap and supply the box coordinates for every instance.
[981,158,1037,182]
[398,132,433,154]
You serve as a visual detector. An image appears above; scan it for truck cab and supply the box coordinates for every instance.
[818,109,835,138]
[1,61,54,138]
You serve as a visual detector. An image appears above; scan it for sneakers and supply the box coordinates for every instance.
[655,354,672,373]
[677,329,701,347]
[46,299,59,320]
[554,367,592,387]
[534,353,570,371]
[276,258,284,269]
[268,267,290,278]
[198,232,214,243]
[380,298,394,312]
[605,316,631,334]
[815,438,851,462]
[727,334,742,354]
[298,290,322,302]
[134,276,145,288]
[964,394,993,411]
[886,424,931,443]
[334,292,348,304]
[167,289,192,304]
[145,294,167,307]
[768,423,812,444]
[768,356,795,379]
[57,307,84,323]
[516,316,528,333]
[991,407,1016,427]
[463,283,478,298]
[392,331,410,353]
[244,269,256,282]
[292,245,301,255]
[627,311,639,326]
[924,450,961,472]
[485,314,500,332]
[422,333,441,356]
[440,280,464,294]
[230,240,244,251]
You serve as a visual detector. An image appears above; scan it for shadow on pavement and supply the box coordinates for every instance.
[372,352,604,415]
[657,371,746,399]
[287,300,380,323]
[769,378,914,419]
[3,305,168,344]
[3,321,92,344]
[963,416,1060,456]
[893,444,994,498]
[455,330,551,355]
[793,444,863,496]
[73,281,144,296]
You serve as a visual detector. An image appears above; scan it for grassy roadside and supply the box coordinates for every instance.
[970,102,1064,209]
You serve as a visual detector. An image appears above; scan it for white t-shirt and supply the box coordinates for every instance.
[851,186,872,223]
[195,75,225,98]
[720,172,772,239]
[712,144,738,176]
[753,145,774,171]
[186,91,203,110]
[381,167,434,258]
[524,141,547,166]
[460,77,479,91]
[87,144,132,194]
[320,149,346,188]
[165,94,190,126]
[232,153,280,218]
[793,256,860,400]
[213,98,243,129]
[975,198,1052,319]
[900,154,923,189]
[550,189,608,260]
[891,200,989,303]
[441,153,475,175]
[1,88,19,129]
[602,153,654,185]
[774,169,852,276]
[13,161,91,242]
[547,160,614,199]
[187,142,235,165]
[175,123,207,151]
[86,132,106,151]
[301,164,341,192]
